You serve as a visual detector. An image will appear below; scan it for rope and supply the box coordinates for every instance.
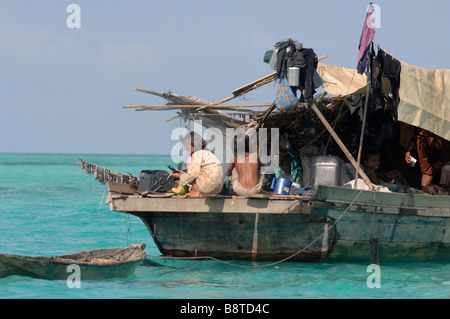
[98,188,107,210]
[148,189,364,270]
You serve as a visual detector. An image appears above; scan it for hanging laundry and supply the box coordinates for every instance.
[272,38,320,103]
[357,5,375,74]
[275,39,302,79]
[371,48,384,111]
[380,52,401,120]
[298,48,318,102]
[285,48,319,102]
[79,159,139,185]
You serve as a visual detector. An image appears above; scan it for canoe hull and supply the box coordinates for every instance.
[0,244,146,280]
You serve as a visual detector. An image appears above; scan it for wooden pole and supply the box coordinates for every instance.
[123,104,272,109]
[133,87,166,97]
[310,103,374,190]
[354,50,371,190]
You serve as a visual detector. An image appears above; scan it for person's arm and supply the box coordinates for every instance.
[226,157,235,177]
[377,169,400,180]
[365,168,380,185]
[169,171,182,179]
[180,151,202,185]
[405,135,417,164]
[257,154,264,167]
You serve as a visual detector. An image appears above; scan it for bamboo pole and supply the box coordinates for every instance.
[310,103,374,190]
[133,87,166,97]
[123,104,272,109]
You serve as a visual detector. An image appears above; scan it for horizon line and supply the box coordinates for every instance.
[0,152,173,157]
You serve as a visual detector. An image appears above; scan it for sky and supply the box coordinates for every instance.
[1,0,449,155]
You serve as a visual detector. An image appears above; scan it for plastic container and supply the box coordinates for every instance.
[271,177,292,195]
[287,67,300,86]
[268,48,278,70]
[310,156,344,187]
[263,50,273,63]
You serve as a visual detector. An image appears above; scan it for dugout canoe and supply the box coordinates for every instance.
[0,243,146,280]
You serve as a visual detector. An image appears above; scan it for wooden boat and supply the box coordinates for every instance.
[105,182,450,263]
[0,243,146,280]
[93,46,450,264]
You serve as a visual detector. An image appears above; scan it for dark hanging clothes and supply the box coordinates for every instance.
[287,50,306,69]
[371,49,384,112]
[275,39,297,79]
[298,48,317,102]
[380,52,401,120]
[357,44,371,74]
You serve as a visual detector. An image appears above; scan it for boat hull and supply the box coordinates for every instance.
[132,211,335,262]
[312,186,450,262]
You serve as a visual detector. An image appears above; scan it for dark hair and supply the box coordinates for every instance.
[362,147,380,163]
[182,132,207,152]
[233,134,258,155]
[428,150,448,165]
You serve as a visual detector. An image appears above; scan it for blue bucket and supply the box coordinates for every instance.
[270,178,292,195]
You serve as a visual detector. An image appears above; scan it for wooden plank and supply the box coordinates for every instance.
[107,181,138,195]
[231,73,277,96]
[109,196,306,214]
[313,185,450,213]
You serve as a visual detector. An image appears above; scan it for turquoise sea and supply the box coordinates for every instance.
[1,153,450,300]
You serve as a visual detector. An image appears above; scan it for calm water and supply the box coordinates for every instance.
[1,153,449,299]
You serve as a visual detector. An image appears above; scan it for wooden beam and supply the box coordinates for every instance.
[133,87,166,97]
[123,104,272,109]
[231,73,277,96]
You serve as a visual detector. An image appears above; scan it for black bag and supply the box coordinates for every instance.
[138,170,175,194]
[262,174,276,192]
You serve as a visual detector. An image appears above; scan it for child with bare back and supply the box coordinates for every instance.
[226,135,264,197]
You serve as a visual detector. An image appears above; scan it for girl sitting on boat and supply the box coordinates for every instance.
[169,132,223,197]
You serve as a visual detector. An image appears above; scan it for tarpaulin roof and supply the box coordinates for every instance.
[398,61,450,141]
[317,62,450,141]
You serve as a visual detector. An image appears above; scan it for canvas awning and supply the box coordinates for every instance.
[317,62,450,141]
[398,61,450,141]
[317,62,392,95]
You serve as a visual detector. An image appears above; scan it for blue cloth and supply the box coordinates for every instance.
[274,76,298,114]
[291,186,315,196]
